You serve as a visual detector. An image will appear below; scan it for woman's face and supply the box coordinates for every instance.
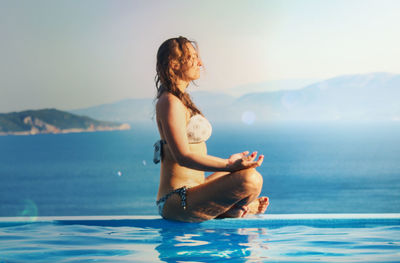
[181,43,203,81]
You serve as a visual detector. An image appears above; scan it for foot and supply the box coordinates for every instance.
[216,205,249,219]
[245,196,269,215]
[215,197,269,219]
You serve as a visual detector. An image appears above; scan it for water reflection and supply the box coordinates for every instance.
[56,217,269,262]
[156,222,268,262]
[55,216,400,262]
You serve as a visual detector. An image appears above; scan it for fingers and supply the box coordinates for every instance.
[256,154,264,166]
[247,151,257,161]
[231,151,265,171]
[241,151,249,157]
[246,154,264,168]
[240,151,259,160]
[245,152,263,165]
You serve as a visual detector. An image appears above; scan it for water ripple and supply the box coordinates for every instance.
[0,217,399,262]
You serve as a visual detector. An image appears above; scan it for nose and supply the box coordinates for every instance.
[197,58,203,67]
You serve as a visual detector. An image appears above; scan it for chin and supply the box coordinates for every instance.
[189,75,200,81]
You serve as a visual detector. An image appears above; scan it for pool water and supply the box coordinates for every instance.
[1,214,399,262]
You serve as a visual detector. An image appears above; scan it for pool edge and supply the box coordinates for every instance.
[1,213,399,223]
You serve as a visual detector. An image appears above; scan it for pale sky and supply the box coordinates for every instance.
[0,0,399,112]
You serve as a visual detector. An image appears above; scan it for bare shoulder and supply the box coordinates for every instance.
[156,92,185,114]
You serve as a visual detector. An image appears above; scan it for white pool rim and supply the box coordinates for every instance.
[1,213,399,223]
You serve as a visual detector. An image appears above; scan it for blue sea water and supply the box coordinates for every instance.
[1,122,400,262]
[1,215,400,262]
[0,122,399,217]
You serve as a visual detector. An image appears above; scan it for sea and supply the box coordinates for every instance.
[1,121,400,262]
[1,121,399,217]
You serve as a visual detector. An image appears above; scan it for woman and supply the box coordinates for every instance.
[154,36,269,222]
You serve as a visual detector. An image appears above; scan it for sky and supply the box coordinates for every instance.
[0,0,399,112]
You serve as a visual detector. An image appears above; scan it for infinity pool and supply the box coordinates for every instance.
[1,214,399,262]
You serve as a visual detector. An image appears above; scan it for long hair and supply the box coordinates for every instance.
[155,36,202,116]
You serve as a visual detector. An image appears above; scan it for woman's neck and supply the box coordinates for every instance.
[175,79,189,93]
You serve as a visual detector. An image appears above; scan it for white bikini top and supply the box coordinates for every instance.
[153,114,212,163]
[186,114,212,143]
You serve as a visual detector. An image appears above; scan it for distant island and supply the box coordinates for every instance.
[0,108,130,136]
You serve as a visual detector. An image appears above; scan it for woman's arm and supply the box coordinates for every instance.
[157,94,263,172]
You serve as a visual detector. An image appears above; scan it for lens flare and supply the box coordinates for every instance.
[281,92,299,110]
[18,199,38,221]
[241,111,256,125]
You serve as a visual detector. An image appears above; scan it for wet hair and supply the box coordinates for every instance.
[155,36,202,116]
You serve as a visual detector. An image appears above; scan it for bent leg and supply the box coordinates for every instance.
[204,171,230,183]
[162,168,264,222]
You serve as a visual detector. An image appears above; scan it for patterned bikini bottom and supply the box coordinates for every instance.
[156,186,188,217]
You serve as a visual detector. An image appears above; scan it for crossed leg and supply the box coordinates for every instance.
[216,196,269,219]
[161,168,268,222]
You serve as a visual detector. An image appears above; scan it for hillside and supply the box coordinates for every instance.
[69,91,237,123]
[70,72,400,123]
[235,72,400,121]
[0,108,130,135]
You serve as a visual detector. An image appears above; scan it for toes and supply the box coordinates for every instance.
[261,197,269,206]
[241,206,249,218]
[261,204,268,213]
[258,197,269,213]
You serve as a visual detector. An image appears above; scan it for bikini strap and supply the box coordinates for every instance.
[153,139,166,164]
[156,186,188,210]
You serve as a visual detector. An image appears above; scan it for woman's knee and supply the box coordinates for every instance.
[237,168,263,194]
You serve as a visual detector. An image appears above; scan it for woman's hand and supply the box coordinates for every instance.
[227,151,264,172]
[228,151,249,163]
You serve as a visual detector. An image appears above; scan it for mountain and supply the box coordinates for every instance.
[227,78,320,96]
[70,98,155,123]
[235,72,400,121]
[69,72,400,123]
[69,91,237,123]
[0,108,130,136]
